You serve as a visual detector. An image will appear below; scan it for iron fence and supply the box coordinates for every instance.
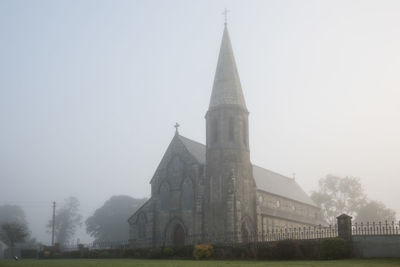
[128,225,339,248]
[352,221,400,236]
[59,220,400,251]
[61,240,130,251]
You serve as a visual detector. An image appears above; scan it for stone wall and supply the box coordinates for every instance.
[353,235,400,258]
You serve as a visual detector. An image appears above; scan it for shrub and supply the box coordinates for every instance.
[69,250,81,258]
[193,244,214,260]
[256,242,274,260]
[88,249,100,258]
[123,248,135,258]
[81,248,89,258]
[43,250,51,258]
[297,239,321,259]
[212,245,233,259]
[149,248,163,259]
[173,245,194,259]
[321,238,350,260]
[52,253,62,259]
[162,247,174,258]
[98,250,110,258]
[274,240,299,260]
[123,248,149,258]
[20,249,38,259]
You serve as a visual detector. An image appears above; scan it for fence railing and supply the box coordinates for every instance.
[60,226,338,251]
[352,221,400,236]
[61,240,130,251]
[59,218,400,251]
[128,225,339,248]
[260,225,338,241]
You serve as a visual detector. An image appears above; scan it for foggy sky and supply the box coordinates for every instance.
[0,0,399,244]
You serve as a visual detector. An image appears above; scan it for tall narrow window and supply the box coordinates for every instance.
[243,121,247,145]
[160,182,170,210]
[229,117,234,141]
[182,178,194,210]
[137,213,146,239]
[218,176,222,200]
[210,176,213,202]
[212,119,218,143]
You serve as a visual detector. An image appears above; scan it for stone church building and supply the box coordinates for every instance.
[128,24,324,247]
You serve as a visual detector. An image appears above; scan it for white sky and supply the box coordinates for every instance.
[0,0,399,243]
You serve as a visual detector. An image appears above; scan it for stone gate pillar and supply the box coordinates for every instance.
[337,214,352,240]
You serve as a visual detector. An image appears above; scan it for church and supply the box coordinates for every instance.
[128,23,324,248]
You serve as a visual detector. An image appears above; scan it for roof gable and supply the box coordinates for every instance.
[149,134,205,184]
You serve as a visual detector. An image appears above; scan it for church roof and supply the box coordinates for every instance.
[252,165,317,207]
[178,135,206,164]
[178,135,317,207]
[209,25,247,110]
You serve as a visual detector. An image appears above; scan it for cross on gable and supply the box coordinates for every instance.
[174,122,180,134]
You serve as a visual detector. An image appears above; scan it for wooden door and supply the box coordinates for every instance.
[172,224,185,247]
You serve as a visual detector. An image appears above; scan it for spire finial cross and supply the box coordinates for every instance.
[174,122,180,134]
[222,8,229,26]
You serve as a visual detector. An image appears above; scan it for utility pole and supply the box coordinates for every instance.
[52,201,56,246]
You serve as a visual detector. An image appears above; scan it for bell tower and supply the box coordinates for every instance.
[203,23,257,243]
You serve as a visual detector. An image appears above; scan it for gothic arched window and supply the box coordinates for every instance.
[210,176,214,202]
[243,120,247,145]
[168,156,183,179]
[182,178,194,210]
[160,182,170,210]
[137,213,146,239]
[212,119,218,143]
[229,117,234,141]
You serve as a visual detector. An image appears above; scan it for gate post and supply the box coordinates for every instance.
[337,214,352,240]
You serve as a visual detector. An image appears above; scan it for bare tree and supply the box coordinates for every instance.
[311,175,367,224]
[356,201,397,223]
[47,197,82,247]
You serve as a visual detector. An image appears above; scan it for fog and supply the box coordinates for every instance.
[0,0,399,244]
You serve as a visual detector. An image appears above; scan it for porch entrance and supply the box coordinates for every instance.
[172,224,185,247]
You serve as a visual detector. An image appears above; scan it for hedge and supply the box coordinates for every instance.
[37,238,351,260]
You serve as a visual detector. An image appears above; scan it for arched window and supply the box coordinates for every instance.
[182,178,194,210]
[160,182,170,210]
[137,213,146,239]
[212,119,218,143]
[243,120,247,145]
[229,117,234,141]
[210,176,214,202]
[218,176,222,200]
[168,156,183,178]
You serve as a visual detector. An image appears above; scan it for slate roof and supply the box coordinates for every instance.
[178,135,317,207]
[252,165,317,207]
[178,135,206,164]
[209,25,247,110]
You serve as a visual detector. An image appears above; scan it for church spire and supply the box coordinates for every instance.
[209,24,247,111]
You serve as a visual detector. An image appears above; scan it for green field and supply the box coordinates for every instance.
[1,259,400,267]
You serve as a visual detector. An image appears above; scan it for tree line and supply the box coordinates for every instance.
[0,196,146,249]
[311,175,397,224]
[0,175,397,248]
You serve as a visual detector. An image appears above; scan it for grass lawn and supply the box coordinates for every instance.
[0,259,400,267]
